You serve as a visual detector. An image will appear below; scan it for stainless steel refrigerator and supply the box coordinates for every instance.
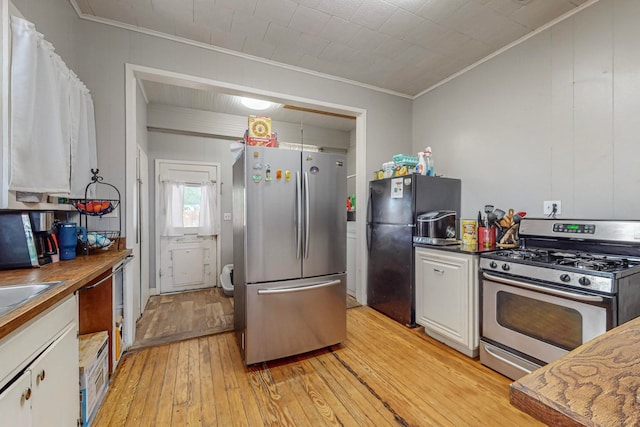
[367,175,461,326]
[233,146,347,365]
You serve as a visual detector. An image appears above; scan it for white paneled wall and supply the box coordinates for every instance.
[612,0,640,218]
[571,2,613,217]
[413,0,640,220]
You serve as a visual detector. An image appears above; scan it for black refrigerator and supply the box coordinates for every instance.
[366,175,461,326]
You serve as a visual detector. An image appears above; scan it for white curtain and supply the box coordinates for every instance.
[160,180,219,237]
[9,16,96,196]
[160,180,184,237]
[198,181,219,236]
[70,74,98,198]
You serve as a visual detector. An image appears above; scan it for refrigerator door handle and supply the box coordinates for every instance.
[257,279,341,295]
[304,171,310,259]
[296,171,302,260]
[367,187,372,224]
[366,188,372,252]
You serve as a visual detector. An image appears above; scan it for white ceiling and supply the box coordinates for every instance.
[71,0,590,97]
[70,0,591,131]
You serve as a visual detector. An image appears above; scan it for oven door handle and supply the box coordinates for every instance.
[482,343,533,376]
[483,272,605,303]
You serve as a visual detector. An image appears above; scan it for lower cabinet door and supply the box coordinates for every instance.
[245,274,346,365]
[0,370,32,427]
[415,248,475,351]
[31,323,79,427]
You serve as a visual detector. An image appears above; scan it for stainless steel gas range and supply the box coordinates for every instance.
[479,218,640,380]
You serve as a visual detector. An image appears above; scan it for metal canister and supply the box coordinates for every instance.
[461,219,477,247]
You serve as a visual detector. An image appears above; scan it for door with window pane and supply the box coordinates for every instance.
[157,160,220,294]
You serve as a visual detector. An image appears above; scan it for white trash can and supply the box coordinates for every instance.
[220,264,233,296]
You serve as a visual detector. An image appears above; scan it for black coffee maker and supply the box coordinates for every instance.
[29,212,59,265]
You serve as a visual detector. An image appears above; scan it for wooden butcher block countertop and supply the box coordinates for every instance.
[510,317,640,426]
[0,249,131,340]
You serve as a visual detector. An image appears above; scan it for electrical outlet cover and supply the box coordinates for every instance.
[543,200,562,216]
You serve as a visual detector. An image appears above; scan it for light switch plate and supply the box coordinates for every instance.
[223,213,232,221]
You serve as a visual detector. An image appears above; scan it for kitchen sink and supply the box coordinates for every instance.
[0,281,65,317]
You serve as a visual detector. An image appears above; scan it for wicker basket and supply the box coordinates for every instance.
[86,231,119,251]
[72,199,120,217]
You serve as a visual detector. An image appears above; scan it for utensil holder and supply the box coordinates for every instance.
[478,226,496,248]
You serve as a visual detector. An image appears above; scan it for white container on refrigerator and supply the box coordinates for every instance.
[233,146,347,365]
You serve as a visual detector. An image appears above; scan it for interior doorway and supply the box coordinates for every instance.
[124,64,368,335]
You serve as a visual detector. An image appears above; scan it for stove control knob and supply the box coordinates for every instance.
[579,277,591,287]
[560,274,571,283]
[501,264,510,271]
[490,261,497,269]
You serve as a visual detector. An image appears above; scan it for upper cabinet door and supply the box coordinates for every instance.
[302,151,346,278]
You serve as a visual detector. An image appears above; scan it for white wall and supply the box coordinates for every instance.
[12,0,412,241]
[412,0,640,220]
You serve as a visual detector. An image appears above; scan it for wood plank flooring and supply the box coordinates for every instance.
[93,306,542,426]
[130,288,234,350]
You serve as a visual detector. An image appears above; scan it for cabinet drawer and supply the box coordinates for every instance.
[0,295,77,387]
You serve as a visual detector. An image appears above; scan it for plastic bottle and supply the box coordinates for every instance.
[424,147,434,176]
[416,152,427,175]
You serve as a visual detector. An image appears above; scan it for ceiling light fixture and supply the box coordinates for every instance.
[240,97,273,110]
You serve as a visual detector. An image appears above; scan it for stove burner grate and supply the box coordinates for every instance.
[555,256,630,272]
[492,249,637,272]
[495,249,550,261]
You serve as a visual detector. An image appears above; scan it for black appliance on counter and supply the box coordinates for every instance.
[479,218,640,380]
[366,175,461,326]
[414,210,458,245]
[0,212,40,270]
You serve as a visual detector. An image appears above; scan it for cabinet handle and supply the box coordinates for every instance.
[79,255,132,291]
[37,370,46,382]
[22,387,32,401]
[433,268,445,274]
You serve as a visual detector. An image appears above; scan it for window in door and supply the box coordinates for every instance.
[183,184,201,228]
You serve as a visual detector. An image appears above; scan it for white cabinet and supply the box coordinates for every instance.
[415,247,479,357]
[0,325,78,427]
[0,295,79,427]
[346,221,356,297]
[30,324,79,427]
[0,370,31,426]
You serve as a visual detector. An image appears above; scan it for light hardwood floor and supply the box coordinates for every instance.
[93,306,541,426]
[130,288,234,350]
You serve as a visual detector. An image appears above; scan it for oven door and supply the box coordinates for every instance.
[481,271,612,365]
